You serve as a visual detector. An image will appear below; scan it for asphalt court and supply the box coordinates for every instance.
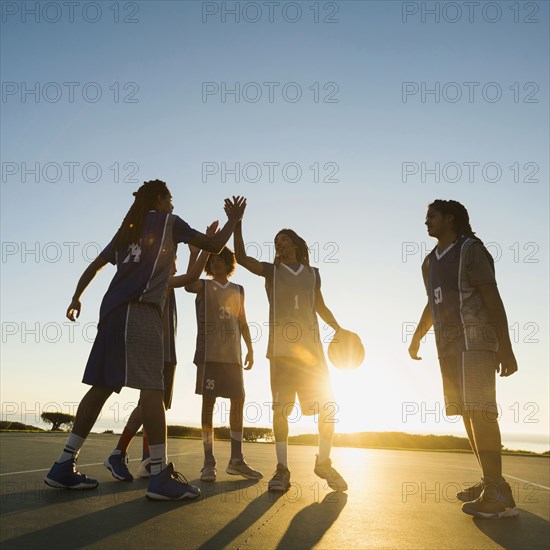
[1,433,549,549]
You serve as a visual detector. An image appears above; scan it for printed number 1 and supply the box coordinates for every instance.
[294,295,299,309]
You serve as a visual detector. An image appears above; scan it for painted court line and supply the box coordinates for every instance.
[0,452,200,477]
[504,474,550,491]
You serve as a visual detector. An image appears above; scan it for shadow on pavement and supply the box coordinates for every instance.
[198,491,285,549]
[276,491,348,550]
[473,509,550,550]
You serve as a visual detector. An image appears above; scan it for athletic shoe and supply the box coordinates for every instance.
[226,459,263,480]
[457,481,484,502]
[462,481,519,519]
[268,463,291,492]
[137,457,152,478]
[44,455,99,489]
[146,463,201,501]
[200,460,217,482]
[314,455,348,492]
[104,452,133,481]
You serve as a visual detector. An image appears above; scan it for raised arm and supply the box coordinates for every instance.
[477,284,518,377]
[408,302,433,360]
[189,196,246,254]
[66,255,109,321]
[233,220,264,276]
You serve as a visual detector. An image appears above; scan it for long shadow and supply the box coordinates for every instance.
[473,509,550,550]
[198,491,285,550]
[2,476,260,549]
[276,491,348,550]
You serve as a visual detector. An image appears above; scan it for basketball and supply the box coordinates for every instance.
[328,330,365,370]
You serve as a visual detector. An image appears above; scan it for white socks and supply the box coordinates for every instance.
[318,437,332,464]
[276,441,288,467]
[149,443,167,475]
[56,433,85,463]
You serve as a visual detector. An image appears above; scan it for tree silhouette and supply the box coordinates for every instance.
[41,412,75,431]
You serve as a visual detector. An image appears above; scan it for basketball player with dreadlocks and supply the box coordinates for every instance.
[44,180,246,501]
[409,200,519,519]
[232,202,348,493]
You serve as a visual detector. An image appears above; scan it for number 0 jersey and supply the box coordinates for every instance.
[422,236,498,358]
[261,262,326,367]
[193,279,243,366]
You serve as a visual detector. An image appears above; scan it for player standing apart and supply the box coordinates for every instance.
[233,209,348,492]
[186,246,263,482]
[409,200,519,519]
[44,180,245,501]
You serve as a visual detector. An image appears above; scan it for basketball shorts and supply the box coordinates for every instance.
[439,350,498,417]
[195,362,245,399]
[83,301,164,392]
[270,358,334,417]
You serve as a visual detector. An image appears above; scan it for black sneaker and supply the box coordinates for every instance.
[457,481,483,502]
[268,463,291,492]
[462,481,519,519]
[314,455,348,492]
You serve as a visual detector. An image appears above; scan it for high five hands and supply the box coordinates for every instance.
[224,196,247,222]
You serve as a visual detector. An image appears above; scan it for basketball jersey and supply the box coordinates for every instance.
[193,279,243,365]
[261,262,326,367]
[99,211,197,322]
[422,236,498,358]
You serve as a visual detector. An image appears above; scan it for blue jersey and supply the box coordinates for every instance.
[99,211,197,322]
[422,236,498,358]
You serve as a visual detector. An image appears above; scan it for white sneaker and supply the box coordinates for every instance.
[137,457,151,478]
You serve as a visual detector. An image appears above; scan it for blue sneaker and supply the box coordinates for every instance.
[146,463,201,501]
[44,455,99,489]
[104,452,133,481]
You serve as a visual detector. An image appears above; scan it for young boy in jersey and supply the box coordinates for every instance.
[186,246,263,482]
[409,200,519,519]
[233,207,348,493]
[43,180,246,501]
[104,228,218,481]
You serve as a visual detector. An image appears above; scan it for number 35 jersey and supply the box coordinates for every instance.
[261,262,326,367]
[193,280,243,366]
[422,236,498,358]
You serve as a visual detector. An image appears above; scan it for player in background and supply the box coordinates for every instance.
[408,200,519,519]
[44,180,246,501]
[103,224,218,481]
[185,246,263,482]
[233,203,349,493]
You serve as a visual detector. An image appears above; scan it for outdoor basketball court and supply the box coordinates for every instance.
[1,433,548,549]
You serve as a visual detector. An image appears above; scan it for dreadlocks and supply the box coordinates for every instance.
[113,180,170,249]
[429,199,481,243]
[274,229,312,270]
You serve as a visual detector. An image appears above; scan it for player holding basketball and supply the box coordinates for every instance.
[233,206,348,492]
[185,246,263,482]
[409,200,519,519]
[44,180,246,501]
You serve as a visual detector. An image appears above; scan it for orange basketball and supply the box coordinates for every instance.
[328,330,365,370]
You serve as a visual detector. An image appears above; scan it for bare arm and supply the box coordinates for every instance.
[315,288,341,333]
[238,293,254,370]
[408,302,433,360]
[189,196,246,254]
[233,220,264,276]
[170,246,207,289]
[66,255,109,321]
[477,283,518,377]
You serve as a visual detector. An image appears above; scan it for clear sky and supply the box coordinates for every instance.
[1,1,548,450]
